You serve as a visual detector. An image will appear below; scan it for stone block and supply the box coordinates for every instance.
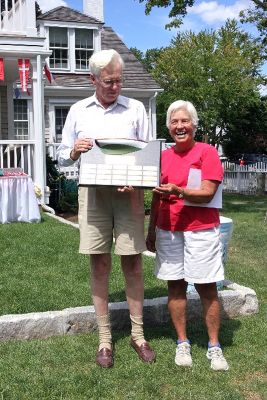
[0,280,258,342]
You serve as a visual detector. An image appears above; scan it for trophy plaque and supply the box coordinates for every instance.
[79,139,164,188]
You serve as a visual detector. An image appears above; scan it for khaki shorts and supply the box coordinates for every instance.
[78,186,146,255]
[155,227,224,284]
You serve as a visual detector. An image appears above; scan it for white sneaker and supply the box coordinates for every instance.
[206,346,229,371]
[175,342,192,367]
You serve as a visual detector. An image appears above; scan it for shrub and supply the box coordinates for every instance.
[144,190,153,214]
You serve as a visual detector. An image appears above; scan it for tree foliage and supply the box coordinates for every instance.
[35,2,42,17]
[130,47,163,73]
[138,0,267,37]
[138,0,194,29]
[240,1,267,49]
[223,95,267,157]
[135,20,266,153]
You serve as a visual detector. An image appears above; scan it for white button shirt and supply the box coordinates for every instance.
[57,93,151,166]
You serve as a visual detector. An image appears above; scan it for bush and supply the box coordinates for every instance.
[46,155,78,213]
[58,180,78,213]
[144,190,153,214]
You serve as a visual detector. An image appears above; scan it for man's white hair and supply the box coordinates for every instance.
[89,49,124,77]
[166,100,199,134]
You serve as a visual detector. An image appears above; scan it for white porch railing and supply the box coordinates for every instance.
[0,140,35,178]
[0,0,36,36]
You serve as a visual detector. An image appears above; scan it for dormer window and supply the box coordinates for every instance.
[48,27,94,72]
[75,29,94,70]
[49,27,69,69]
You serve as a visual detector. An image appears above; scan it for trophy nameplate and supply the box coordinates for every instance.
[79,139,164,188]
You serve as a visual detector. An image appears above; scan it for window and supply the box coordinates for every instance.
[49,27,69,69]
[75,29,94,70]
[48,27,94,71]
[14,99,28,139]
[55,107,70,142]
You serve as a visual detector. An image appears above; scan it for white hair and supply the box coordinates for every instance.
[89,49,124,77]
[166,100,199,134]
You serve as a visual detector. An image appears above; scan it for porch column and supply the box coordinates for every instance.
[25,0,38,36]
[31,55,46,204]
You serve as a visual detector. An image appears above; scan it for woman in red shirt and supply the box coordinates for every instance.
[146,100,229,371]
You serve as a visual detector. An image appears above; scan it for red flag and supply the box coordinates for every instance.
[18,59,30,92]
[0,58,4,81]
[44,62,54,83]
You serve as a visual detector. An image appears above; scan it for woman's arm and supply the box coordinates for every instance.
[153,179,220,204]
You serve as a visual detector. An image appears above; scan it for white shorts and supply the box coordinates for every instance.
[155,227,224,284]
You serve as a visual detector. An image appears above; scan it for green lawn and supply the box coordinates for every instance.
[0,193,266,399]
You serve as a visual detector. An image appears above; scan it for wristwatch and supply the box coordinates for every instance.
[178,189,184,199]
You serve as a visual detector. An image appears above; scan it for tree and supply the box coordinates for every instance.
[138,0,194,29]
[138,0,267,33]
[143,20,265,150]
[130,47,163,73]
[240,1,267,49]
[223,96,267,157]
[35,2,42,17]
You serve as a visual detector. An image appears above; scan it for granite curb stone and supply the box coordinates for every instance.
[0,280,258,342]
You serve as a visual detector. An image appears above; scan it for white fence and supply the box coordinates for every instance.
[222,162,267,194]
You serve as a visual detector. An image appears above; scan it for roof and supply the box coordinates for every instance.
[101,27,161,90]
[38,6,103,25]
[40,7,162,91]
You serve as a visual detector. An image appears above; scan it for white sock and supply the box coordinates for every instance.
[130,314,145,346]
[96,314,112,350]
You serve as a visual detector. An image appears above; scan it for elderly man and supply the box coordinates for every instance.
[57,49,156,368]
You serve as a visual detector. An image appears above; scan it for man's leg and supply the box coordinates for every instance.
[168,279,192,367]
[121,254,155,363]
[91,253,113,368]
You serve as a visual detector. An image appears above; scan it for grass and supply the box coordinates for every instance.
[0,193,266,399]
[0,212,167,315]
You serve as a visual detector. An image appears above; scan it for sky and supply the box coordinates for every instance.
[37,0,267,81]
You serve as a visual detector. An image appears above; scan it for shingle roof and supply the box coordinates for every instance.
[38,6,102,24]
[40,7,162,91]
[101,27,161,90]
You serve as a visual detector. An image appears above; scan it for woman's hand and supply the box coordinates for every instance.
[153,183,184,198]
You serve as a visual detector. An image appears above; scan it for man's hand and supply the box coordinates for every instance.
[70,138,93,161]
[117,186,134,193]
[146,230,156,253]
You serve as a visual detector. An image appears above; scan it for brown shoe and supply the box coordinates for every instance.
[96,347,113,368]
[130,339,156,363]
